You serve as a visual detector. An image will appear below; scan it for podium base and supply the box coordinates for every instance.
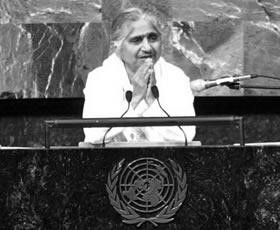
[78,141,202,148]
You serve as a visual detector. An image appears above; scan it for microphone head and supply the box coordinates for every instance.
[151,85,159,99]
[125,90,133,103]
[190,79,206,92]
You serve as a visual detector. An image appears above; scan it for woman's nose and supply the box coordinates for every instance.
[141,38,152,51]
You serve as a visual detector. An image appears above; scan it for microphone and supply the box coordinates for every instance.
[151,85,159,99]
[191,74,258,92]
[124,90,133,109]
[102,90,133,147]
[151,85,188,146]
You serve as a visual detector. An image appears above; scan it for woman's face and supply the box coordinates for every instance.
[117,18,162,74]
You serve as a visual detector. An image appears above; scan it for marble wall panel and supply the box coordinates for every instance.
[171,0,244,21]
[0,23,33,98]
[0,0,103,98]
[243,21,280,96]
[0,22,109,98]
[0,0,101,23]
[244,0,280,22]
[0,0,280,98]
[169,18,245,96]
[26,22,109,98]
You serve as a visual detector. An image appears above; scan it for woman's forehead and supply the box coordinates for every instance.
[125,19,160,38]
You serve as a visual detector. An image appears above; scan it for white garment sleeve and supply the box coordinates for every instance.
[82,70,126,144]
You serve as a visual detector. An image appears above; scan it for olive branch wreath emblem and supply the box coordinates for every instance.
[105,158,187,227]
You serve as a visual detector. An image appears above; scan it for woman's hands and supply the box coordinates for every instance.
[130,59,156,109]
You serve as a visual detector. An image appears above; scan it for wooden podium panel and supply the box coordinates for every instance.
[0,146,279,229]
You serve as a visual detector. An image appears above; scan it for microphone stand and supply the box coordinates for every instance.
[222,74,280,90]
[224,82,280,90]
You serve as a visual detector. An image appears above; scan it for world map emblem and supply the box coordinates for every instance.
[106,158,187,227]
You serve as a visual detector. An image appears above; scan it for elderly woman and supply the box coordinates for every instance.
[83,7,196,145]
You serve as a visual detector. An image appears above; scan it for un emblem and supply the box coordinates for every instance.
[106,158,187,227]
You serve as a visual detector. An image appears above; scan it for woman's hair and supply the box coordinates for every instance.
[110,7,166,51]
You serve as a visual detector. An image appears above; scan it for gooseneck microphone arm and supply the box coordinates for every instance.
[191,74,280,92]
[226,83,280,90]
[102,90,133,147]
[121,90,133,117]
[151,86,188,146]
[151,86,169,116]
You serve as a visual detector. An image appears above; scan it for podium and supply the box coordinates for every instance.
[0,145,280,229]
